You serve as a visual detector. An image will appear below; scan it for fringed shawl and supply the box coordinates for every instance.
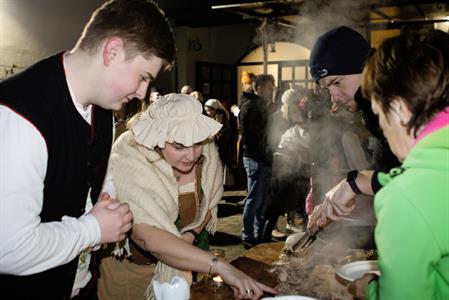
[110,131,223,299]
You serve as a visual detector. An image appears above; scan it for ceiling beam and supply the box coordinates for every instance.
[363,15,449,29]
[211,0,304,10]
[370,6,395,22]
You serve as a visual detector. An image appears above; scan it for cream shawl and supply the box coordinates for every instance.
[110,131,223,299]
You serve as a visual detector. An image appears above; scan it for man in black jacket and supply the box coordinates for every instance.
[238,74,275,249]
[307,26,399,230]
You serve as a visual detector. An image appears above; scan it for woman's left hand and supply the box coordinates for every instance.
[352,273,378,300]
[218,260,279,299]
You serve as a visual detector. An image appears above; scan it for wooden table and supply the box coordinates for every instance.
[190,242,284,299]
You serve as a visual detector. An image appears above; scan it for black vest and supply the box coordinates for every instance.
[0,53,112,299]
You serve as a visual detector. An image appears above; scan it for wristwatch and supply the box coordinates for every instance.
[346,170,362,194]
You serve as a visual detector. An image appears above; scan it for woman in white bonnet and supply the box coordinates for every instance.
[204,98,234,184]
[97,93,277,300]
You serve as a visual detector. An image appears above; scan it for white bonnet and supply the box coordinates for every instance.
[205,99,221,110]
[281,88,306,105]
[180,85,193,94]
[132,93,223,149]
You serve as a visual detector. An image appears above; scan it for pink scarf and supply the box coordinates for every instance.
[414,107,449,144]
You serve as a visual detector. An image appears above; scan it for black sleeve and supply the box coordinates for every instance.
[239,103,263,148]
[371,169,383,193]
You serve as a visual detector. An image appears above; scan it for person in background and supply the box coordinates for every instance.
[115,85,157,140]
[232,71,255,117]
[190,90,205,106]
[204,99,234,186]
[278,88,311,233]
[239,74,275,249]
[114,97,145,139]
[239,72,255,119]
[180,84,193,95]
[264,86,301,240]
[233,71,256,194]
[204,99,229,123]
[353,29,449,300]
[259,87,311,243]
[241,71,255,94]
[149,86,162,104]
[0,0,175,298]
[98,94,278,300]
[266,86,293,155]
[307,26,398,232]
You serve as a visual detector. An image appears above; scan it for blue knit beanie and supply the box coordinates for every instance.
[309,26,372,82]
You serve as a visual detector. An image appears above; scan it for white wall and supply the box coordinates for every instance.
[0,0,103,78]
[0,0,259,92]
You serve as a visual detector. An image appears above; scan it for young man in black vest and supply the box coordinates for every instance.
[0,0,175,299]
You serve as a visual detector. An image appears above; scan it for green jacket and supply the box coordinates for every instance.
[366,125,449,300]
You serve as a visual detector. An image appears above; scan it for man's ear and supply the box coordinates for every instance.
[102,37,125,66]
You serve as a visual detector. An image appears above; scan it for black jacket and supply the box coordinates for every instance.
[238,92,271,163]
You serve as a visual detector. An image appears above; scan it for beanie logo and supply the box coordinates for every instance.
[318,68,328,77]
[310,65,330,82]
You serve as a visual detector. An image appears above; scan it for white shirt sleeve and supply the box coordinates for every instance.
[0,105,101,275]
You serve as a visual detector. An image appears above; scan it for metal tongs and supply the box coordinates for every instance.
[291,225,323,253]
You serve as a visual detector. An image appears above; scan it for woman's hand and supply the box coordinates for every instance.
[351,273,378,300]
[217,260,279,299]
[133,224,278,299]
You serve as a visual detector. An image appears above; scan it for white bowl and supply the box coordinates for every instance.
[336,260,380,282]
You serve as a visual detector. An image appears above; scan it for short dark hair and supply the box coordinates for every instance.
[76,0,175,65]
[253,74,275,91]
[362,29,449,136]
